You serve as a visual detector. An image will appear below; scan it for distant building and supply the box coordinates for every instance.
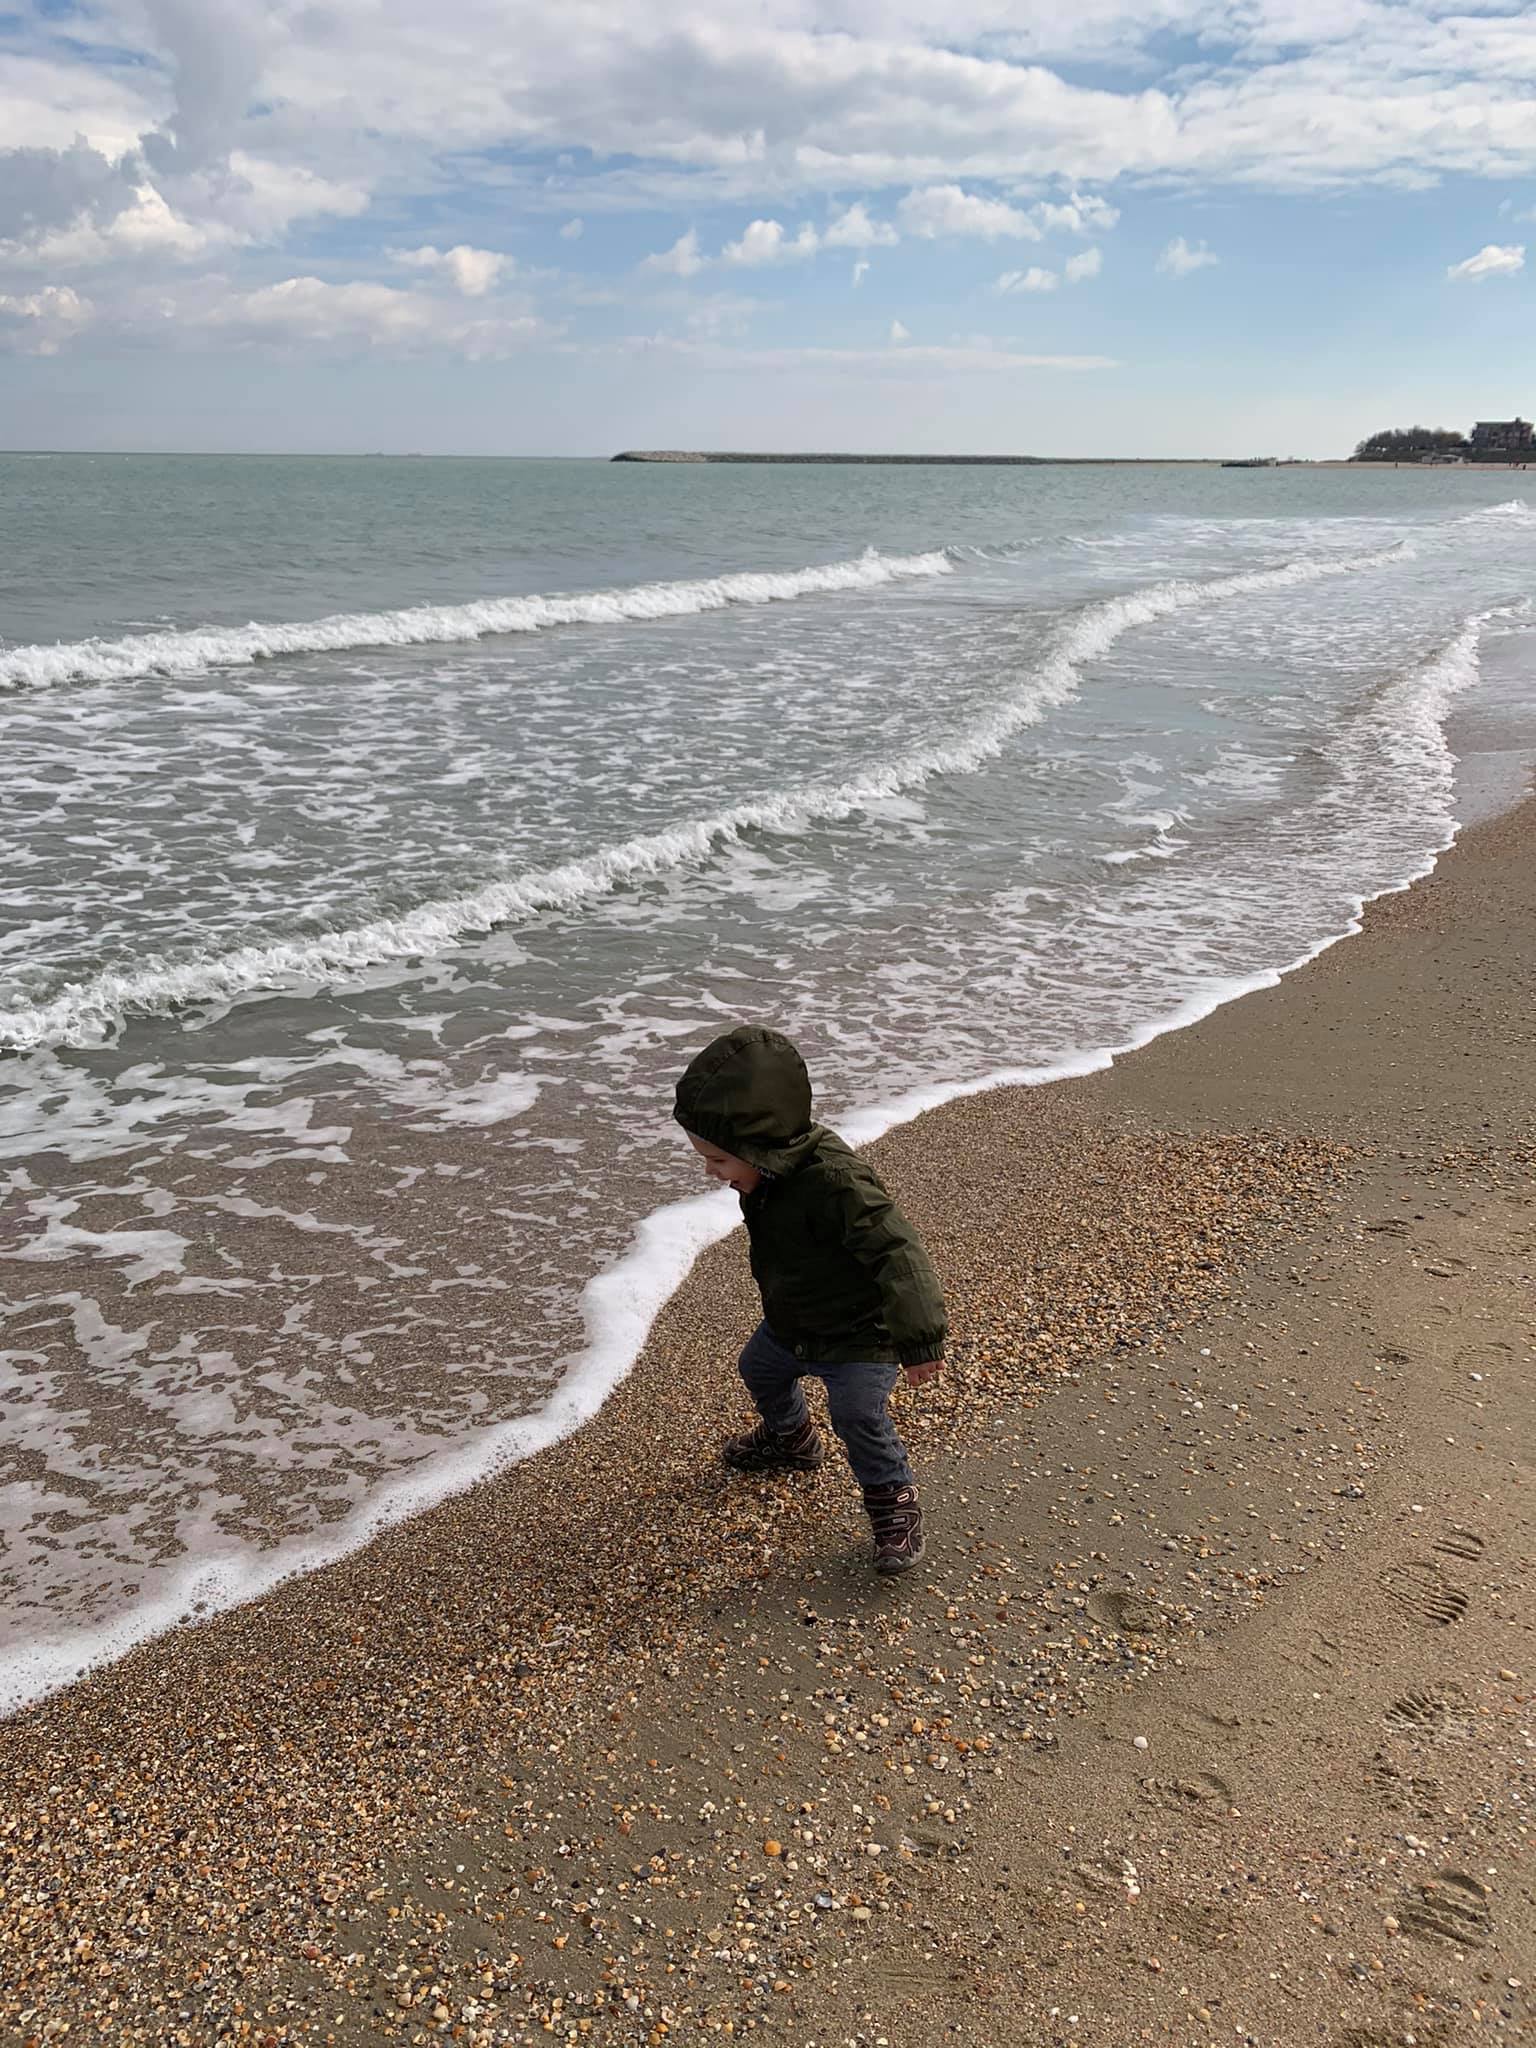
[1352,415,1533,462]
[1469,417,1534,453]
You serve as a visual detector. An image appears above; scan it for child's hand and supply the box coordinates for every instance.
[902,1360,943,1386]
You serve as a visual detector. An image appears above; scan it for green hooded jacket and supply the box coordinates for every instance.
[674,1025,947,1367]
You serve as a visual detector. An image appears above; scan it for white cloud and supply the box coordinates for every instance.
[1027,192,1121,236]
[3,152,370,271]
[641,227,705,275]
[1157,234,1219,275]
[851,258,870,286]
[824,201,898,248]
[199,276,545,355]
[889,317,910,342]
[0,282,94,353]
[559,216,584,239]
[217,153,371,239]
[0,53,165,158]
[14,0,1536,264]
[898,185,1042,241]
[7,182,217,267]
[137,0,273,177]
[997,265,1059,291]
[0,138,140,245]
[1446,241,1524,282]
[11,0,1536,395]
[390,242,509,295]
[1064,245,1103,282]
[721,217,820,264]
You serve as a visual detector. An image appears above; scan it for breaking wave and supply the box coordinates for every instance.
[0,547,954,694]
[1455,498,1532,523]
[0,540,1409,1054]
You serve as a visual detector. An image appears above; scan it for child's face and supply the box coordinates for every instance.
[687,1135,762,1195]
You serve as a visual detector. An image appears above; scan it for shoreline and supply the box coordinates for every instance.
[2,771,1478,1720]
[614,450,1536,469]
[3,788,1532,2042]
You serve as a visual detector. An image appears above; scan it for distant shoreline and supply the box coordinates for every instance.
[612,450,1225,465]
[612,450,1535,468]
[3,448,1531,468]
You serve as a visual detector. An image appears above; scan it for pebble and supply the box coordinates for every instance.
[0,1112,1355,2046]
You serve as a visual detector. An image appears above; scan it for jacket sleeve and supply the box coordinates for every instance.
[830,1166,948,1365]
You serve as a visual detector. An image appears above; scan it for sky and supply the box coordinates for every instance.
[1,0,1534,456]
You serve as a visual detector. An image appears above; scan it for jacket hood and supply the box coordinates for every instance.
[673,1025,822,1175]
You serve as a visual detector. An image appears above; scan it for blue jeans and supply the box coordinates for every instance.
[737,1322,914,1490]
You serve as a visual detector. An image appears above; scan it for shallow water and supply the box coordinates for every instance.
[2,456,1533,1713]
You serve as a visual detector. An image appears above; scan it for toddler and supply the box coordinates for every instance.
[674,1023,946,1573]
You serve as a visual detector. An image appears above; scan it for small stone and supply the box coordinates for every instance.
[1498,1669,1517,1683]
[1132,1736,1149,1752]
[763,1840,782,1858]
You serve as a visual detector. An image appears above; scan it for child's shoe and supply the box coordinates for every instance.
[721,1415,827,1473]
[863,1483,924,1573]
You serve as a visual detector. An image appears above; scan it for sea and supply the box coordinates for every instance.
[2,453,1534,1717]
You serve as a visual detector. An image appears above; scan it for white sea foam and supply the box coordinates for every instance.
[1455,498,1532,523]
[0,595,1500,1725]
[4,1204,191,1286]
[0,547,953,693]
[0,878,1440,1720]
[0,540,1408,1055]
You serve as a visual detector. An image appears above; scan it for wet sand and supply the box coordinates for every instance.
[2,797,1533,2047]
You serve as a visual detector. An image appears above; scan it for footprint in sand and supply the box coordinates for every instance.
[1454,1336,1512,1374]
[1397,1868,1493,1951]
[867,1961,954,1994]
[1137,1768,1234,1819]
[1335,2025,1456,2048]
[1383,1682,1471,1738]
[1376,1558,1470,1628]
[1173,1701,1244,1738]
[1279,1629,1345,1684]
[1368,1747,1444,1819]
[1154,1893,1237,1950]
[1431,1524,1486,1563]
[1446,1337,1511,1412]
[1086,1588,1164,1636]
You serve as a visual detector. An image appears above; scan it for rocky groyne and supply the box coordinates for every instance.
[611,450,1053,464]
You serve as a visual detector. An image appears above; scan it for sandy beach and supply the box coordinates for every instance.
[3,792,1532,2048]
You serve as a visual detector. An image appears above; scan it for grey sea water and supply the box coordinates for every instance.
[2,454,1533,1711]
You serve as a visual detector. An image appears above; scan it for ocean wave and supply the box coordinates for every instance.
[1346,606,1501,779]
[2,588,1499,1726]
[0,547,954,694]
[0,540,1410,1054]
[1455,498,1532,523]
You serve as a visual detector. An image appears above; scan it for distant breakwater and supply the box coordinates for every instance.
[610,451,1220,465]
[612,451,1055,465]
